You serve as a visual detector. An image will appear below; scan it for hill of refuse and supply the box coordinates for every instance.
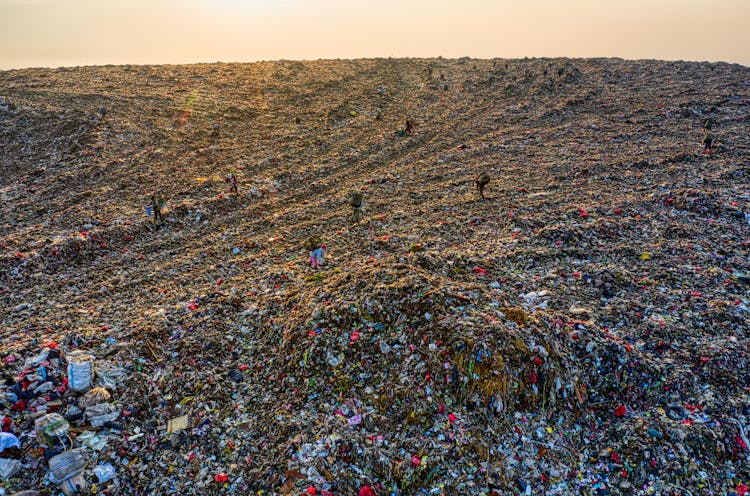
[0,58,749,495]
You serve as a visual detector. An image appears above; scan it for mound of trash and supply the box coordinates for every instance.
[0,58,748,494]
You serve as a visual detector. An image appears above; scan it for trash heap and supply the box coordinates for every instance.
[0,342,126,494]
[0,58,749,494]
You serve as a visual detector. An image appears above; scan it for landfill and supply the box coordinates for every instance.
[0,58,748,494]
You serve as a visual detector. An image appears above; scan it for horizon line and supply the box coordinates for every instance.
[3,55,749,72]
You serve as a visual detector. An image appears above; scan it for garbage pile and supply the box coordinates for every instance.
[0,343,126,494]
[0,58,749,494]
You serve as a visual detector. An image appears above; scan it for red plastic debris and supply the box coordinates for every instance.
[359,485,376,496]
[737,435,748,450]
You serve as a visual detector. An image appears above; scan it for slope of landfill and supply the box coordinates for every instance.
[0,58,749,495]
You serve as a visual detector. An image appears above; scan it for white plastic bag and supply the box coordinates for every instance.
[0,432,20,453]
[67,352,94,392]
[94,463,116,483]
[0,458,22,479]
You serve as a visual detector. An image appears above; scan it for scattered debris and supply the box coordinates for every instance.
[0,57,748,494]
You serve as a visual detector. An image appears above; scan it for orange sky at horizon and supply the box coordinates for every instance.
[1,0,749,69]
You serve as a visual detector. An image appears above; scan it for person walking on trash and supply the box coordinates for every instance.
[348,190,364,224]
[226,171,239,194]
[309,244,326,269]
[148,195,166,227]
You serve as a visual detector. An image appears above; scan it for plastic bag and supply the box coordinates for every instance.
[34,413,69,446]
[85,403,119,427]
[94,463,116,483]
[77,430,108,451]
[0,458,22,479]
[67,352,94,392]
[0,432,20,453]
[78,387,111,409]
[48,449,87,481]
[59,473,87,496]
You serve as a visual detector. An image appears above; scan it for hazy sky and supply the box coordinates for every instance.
[1,0,749,69]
